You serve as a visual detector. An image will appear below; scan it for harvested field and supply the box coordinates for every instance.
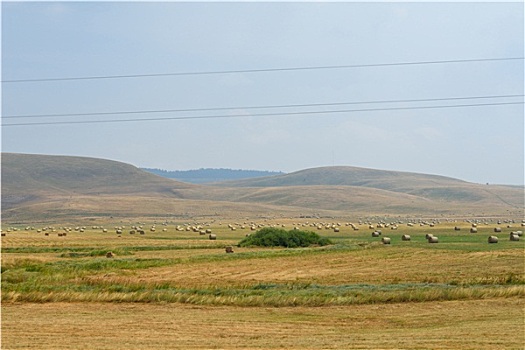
[2,220,524,348]
[2,299,523,350]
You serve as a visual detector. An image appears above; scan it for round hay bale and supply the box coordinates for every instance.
[512,231,523,237]
[199,230,206,235]
[372,231,381,237]
[401,234,411,241]
[510,234,520,241]
[1,233,6,237]
[334,227,340,232]
[494,227,502,233]
[106,251,115,258]
[470,228,477,233]
[428,236,439,243]
[454,226,461,231]
[206,229,212,234]
[209,234,217,240]
[425,233,434,240]
[225,246,234,253]
[381,237,391,244]
[488,236,499,243]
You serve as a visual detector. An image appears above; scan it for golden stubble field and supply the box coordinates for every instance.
[2,218,524,349]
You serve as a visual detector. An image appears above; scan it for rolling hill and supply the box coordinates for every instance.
[213,166,524,205]
[1,153,523,221]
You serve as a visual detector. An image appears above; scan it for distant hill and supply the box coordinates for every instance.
[1,153,194,217]
[2,153,523,221]
[214,166,524,206]
[142,168,284,184]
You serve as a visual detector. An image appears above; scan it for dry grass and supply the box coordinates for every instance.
[2,298,523,349]
[2,220,524,348]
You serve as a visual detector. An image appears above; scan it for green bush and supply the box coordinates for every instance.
[238,227,332,248]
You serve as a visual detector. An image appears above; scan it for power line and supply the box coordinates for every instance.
[4,94,522,119]
[2,57,523,83]
[2,101,522,127]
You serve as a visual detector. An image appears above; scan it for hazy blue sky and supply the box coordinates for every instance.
[2,2,524,185]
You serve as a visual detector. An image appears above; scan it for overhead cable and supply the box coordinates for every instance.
[4,94,522,119]
[2,57,523,83]
[2,101,522,127]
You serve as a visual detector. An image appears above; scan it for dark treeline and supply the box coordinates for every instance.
[142,168,284,184]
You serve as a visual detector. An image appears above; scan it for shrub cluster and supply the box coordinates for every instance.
[238,227,332,248]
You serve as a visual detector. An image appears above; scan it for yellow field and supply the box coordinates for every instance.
[2,299,523,349]
[2,219,524,349]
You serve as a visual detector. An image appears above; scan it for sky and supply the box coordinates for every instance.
[2,1,524,185]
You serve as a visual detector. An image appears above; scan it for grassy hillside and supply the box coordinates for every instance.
[1,153,193,195]
[214,166,524,207]
[2,153,523,221]
[1,153,194,216]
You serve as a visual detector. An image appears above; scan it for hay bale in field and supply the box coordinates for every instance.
[138,230,145,235]
[199,230,206,235]
[428,236,439,243]
[334,227,340,232]
[44,232,49,236]
[206,229,212,234]
[209,234,217,240]
[225,246,234,253]
[402,234,411,241]
[454,226,461,231]
[381,237,391,244]
[425,233,434,240]
[510,234,520,241]
[129,230,136,235]
[494,227,502,233]
[470,228,477,233]
[512,231,523,236]
[472,223,477,228]
[488,236,499,243]
[1,233,5,237]
[372,231,381,237]
[106,251,115,258]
